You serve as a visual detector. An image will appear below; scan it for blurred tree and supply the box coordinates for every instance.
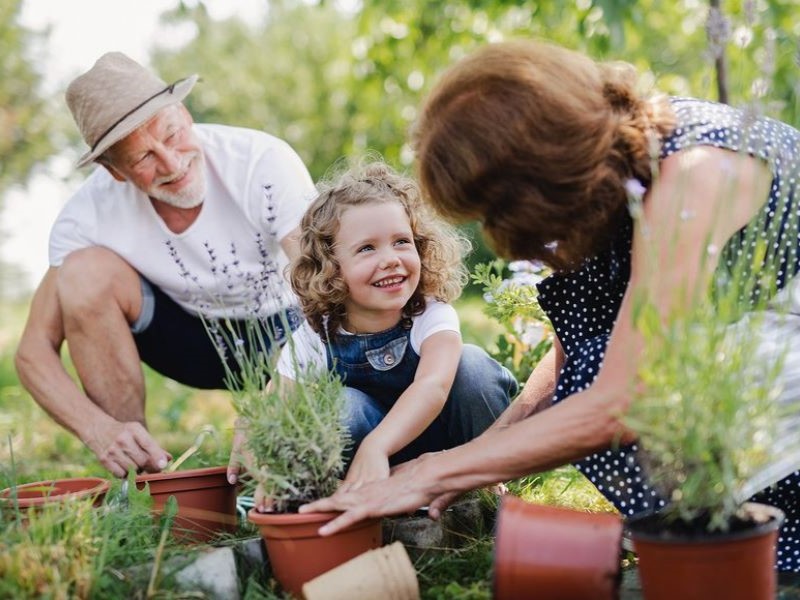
[0,0,57,196]
[153,1,356,180]
[149,0,798,292]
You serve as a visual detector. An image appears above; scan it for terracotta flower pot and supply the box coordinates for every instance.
[136,465,237,544]
[248,508,383,598]
[626,502,784,600]
[1,477,109,511]
[302,540,419,600]
[493,495,623,600]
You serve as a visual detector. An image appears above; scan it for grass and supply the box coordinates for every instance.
[0,295,613,598]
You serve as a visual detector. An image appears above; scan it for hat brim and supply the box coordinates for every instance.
[76,74,199,168]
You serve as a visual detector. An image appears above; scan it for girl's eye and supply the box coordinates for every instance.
[357,244,374,253]
[395,238,412,246]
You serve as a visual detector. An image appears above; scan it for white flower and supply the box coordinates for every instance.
[624,178,647,200]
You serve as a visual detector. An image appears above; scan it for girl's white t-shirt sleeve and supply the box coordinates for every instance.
[276,321,328,381]
[409,300,461,354]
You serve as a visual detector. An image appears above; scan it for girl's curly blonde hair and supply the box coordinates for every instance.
[291,160,471,337]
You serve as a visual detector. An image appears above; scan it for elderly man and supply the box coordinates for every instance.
[15,52,315,478]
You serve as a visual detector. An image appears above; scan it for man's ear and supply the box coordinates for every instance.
[99,160,127,182]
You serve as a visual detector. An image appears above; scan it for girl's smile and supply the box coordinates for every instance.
[334,201,421,332]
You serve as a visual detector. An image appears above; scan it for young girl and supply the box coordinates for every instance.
[278,161,518,490]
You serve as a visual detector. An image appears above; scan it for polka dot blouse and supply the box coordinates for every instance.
[535,97,800,571]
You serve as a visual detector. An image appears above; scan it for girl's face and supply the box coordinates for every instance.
[333,200,421,332]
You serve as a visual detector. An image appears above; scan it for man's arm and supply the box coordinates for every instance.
[15,267,167,476]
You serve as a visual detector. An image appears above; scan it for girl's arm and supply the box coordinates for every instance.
[342,329,462,489]
[304,147,772,533]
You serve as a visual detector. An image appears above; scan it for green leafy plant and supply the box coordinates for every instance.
[0,472,201,599]
[469,261,615,513]
[470,260,553,383]
[212,317,350,512]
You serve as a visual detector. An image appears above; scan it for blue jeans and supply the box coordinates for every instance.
[342,344,517,465]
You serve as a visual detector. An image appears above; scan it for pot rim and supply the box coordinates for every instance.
[0,477,109,506]
[247,507,343,526]
[625,502,785,544]
[135,465,228,483]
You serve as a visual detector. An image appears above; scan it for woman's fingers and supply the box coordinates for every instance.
[428,490,461,520]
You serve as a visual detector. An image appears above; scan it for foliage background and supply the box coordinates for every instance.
[1,1,798,595]
[2,0,799,500]
[4,0,798,294]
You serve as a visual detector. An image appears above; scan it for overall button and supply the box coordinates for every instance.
[384,354,395,365]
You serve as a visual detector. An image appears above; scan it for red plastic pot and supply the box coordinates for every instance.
[136,465,237,544]
[1,477,109,511]
[494,495,623,600]
[627,502,784,600]
[248,508,383,598]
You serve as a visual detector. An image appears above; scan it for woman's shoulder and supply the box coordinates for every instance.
[663,97,800,164]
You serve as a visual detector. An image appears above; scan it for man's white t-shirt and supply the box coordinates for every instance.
[49,124,315,319]
[277,300,460,381]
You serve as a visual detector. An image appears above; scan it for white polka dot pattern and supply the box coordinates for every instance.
[535,97,800,572]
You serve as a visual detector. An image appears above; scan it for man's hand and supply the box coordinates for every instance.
[87,419,170,478]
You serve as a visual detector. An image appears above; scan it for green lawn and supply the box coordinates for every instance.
[0,295,614,598]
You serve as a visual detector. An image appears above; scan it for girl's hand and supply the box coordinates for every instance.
[227,418,253,485]
[227,424,245,485]
[254,483,276,513]
[339,441,390,492]
[229,418,273,511]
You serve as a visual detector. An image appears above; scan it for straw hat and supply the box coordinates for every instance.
[66,52,198,167]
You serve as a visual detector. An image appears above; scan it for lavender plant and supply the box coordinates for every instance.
[624,153,800,531]
[627,298,787,531]
[210,316,350,513]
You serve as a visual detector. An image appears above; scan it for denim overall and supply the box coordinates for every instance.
[325,317,518,466]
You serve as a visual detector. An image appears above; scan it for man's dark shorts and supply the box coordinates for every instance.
[131,278,303,389]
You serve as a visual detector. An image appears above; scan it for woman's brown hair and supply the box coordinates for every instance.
[413,39,675,271]
[290,160,470,336]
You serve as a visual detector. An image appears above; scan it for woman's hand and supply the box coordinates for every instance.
[300,452,448,535]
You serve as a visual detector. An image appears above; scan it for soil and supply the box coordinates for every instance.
[629,503,779,541]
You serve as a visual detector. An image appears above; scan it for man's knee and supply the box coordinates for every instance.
[58,248,141,316]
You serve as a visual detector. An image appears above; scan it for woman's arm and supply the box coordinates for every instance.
[343,330,462,488]
[303,147,773,534]
[488,337,564,430]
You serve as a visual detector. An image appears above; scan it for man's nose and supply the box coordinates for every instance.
[155,146,182,173]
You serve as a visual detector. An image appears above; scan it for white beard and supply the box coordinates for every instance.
[148,152,206,209]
